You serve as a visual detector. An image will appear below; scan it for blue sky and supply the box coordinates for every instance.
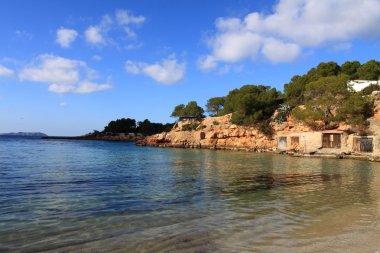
[1,0,380,135]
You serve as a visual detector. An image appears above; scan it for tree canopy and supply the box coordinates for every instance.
[221,85,283,125]
[103,118,137,133]
[102,118,173,135]
[284,74,317,107]
[316,61,341,77]
[284,60,380,108]
[357,60,380,80]
[291,75,373,128]
[341,61,360,79]
[171,101,205,118]
[206,96,225,116]
[170,104,185,118]
[137,119,174,135]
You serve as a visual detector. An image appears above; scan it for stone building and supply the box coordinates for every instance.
[277,131,380,156]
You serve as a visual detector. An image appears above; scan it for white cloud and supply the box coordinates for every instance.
[212,31,262,62]
[116,9,145,38]
[75,81,111,94]
[0,64,14,77]
[198,55,217,72]
[200,0,380,70]
[125,60,140,74]
[125,56,185,84]
[85,26,105,45]
[261,38,300,63]
[19,54,111,94]
[85,9,145,46]
[259,0,380,46]
[59,102,68,107]
[56,28,78,48]
[116,9,145,25]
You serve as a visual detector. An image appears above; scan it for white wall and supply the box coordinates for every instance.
[347,80,379,92]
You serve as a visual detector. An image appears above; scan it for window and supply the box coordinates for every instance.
[291,136,300,146]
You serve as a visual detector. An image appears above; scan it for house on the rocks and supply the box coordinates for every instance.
[347,80,379,92]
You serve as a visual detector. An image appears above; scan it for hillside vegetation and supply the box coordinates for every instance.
[94,60,380,137]
[172,60,380,133]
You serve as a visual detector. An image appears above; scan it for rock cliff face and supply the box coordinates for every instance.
[368,91,380,135]
[139,113,313,151]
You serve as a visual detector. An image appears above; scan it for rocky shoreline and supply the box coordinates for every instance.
[137,111,380,162]
[137,140,380,162]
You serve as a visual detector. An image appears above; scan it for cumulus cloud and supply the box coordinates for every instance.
[116,9,145,25]
[115,9,145,38]
[257,0,380,46]
[0,64,14,77]
[56,28,78,48]
[19,54,111,94]
[198,55,217,72]
[213,31,262,62]
[85,26,105,45]
[200,0,380,70]
[125,56,185,84]
[85,9,145,46]
[261,38,301,64]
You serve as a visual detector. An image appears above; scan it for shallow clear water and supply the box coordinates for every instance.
[1,137,380,253]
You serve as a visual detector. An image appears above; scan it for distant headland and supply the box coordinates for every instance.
[0,132,48,137]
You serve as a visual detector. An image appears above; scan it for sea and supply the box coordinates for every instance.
[1,136,380,253]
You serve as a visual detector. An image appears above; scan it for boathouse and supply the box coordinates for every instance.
[277,131,349,153]
[276,130,380,155]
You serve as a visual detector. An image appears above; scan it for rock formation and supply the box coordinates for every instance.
[139,92,380,157]
[138,113,313,152]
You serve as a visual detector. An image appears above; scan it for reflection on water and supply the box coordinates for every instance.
[0,137,380,253]
[224,173,342,193]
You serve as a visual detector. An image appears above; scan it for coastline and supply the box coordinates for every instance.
[43,135,141,142]
[43,136,378,162]
[137,113,380,163]
[136,142,380,162]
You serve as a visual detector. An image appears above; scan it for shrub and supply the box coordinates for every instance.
[274,104,291,123]
[196,124,207,130]
[182,123,200,131]
[258,120,274,137]
[359,84,380,96]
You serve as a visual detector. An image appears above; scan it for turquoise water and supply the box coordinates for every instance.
[1,137,380,253]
